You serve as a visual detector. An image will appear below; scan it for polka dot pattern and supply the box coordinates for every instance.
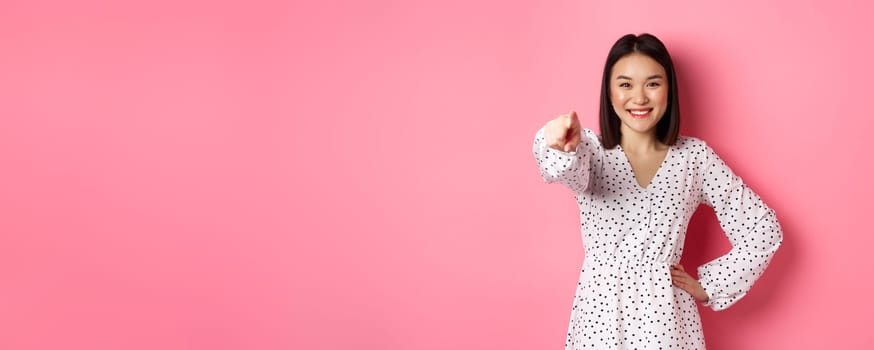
[533,127,783,349]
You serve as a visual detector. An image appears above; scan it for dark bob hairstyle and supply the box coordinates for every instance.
[599,33,680,149]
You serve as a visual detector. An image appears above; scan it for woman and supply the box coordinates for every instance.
[532,33,782,349]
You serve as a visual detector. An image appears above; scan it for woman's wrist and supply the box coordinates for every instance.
[696,285,710,303]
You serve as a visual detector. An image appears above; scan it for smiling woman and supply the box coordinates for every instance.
[533,33,783,350]
[611,53,671,188]
[612,55,668,136]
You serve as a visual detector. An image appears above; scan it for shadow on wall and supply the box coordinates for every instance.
[673,44,798,350]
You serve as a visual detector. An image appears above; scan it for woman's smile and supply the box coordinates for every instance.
[627,108,653,119]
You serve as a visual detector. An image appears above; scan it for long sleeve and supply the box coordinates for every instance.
[695,143,783,311]
[532,126,597,193]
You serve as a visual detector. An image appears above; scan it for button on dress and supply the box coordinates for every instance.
[533,127,782,349]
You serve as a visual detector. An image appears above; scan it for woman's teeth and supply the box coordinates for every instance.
[629,109,651,118]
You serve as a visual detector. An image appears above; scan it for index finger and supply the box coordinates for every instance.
[565,110,578,128]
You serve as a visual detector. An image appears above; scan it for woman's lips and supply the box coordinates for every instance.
[628,109,652,119]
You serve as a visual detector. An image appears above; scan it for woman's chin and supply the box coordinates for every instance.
[621,120,659,134]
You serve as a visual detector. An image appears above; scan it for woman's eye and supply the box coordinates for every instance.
[647,82,661,87]
[619,82,631,88]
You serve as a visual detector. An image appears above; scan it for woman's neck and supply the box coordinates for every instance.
[619,127,664,153]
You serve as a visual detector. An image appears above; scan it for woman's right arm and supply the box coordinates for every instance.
[532,111,595,193]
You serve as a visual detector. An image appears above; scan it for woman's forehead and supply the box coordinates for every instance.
[611,54,666,78]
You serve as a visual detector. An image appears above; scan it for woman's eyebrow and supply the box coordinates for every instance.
[615,74,665,80]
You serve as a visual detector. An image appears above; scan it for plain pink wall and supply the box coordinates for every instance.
[1,0,871,349]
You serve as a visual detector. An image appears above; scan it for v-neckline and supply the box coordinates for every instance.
[617,144,672,191]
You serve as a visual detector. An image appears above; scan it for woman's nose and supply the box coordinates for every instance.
[632,89,649,104]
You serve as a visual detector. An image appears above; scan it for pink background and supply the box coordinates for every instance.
[1,0,871,349]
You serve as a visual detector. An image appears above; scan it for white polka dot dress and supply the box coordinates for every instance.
[533,127,782,349]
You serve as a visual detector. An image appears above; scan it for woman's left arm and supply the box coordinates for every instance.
[695,142,783,311]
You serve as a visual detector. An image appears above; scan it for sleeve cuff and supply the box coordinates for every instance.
[698,280,743,311]
[697,282,712,309]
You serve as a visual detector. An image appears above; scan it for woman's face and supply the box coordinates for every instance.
[610,53,669,137]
